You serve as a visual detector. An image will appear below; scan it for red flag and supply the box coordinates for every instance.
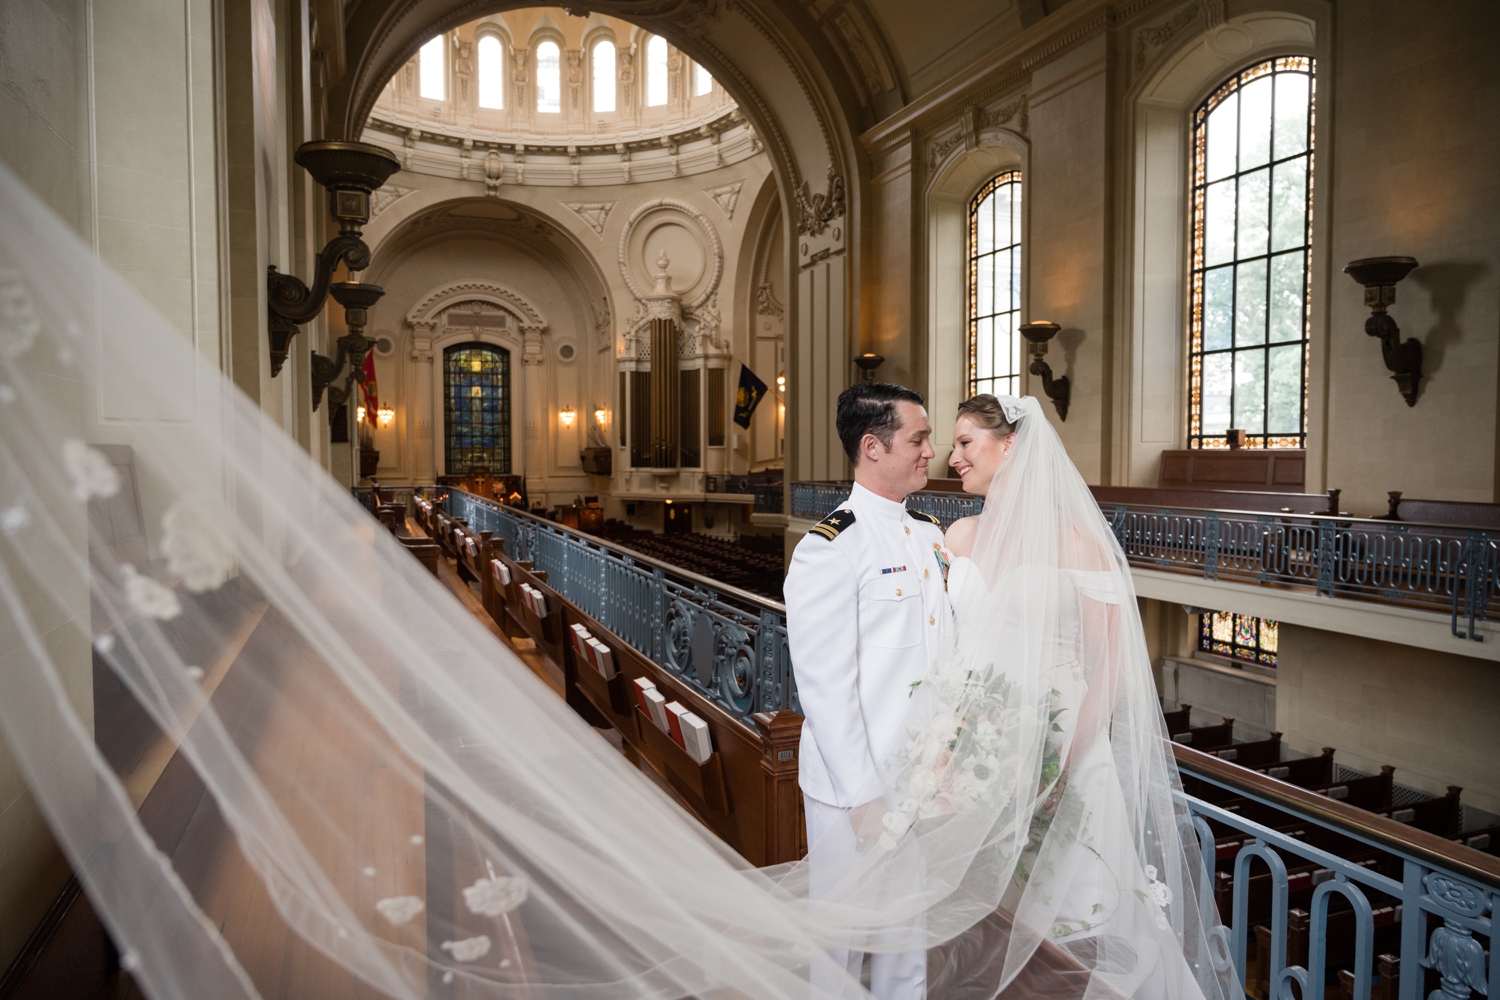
[359,353,378,414]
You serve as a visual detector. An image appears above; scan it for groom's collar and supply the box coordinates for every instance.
[848,481,910,520]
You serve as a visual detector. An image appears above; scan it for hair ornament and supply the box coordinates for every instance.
[995,395,1028,425]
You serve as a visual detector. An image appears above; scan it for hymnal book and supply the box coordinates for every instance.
[586,638,614,679]
[664,701,690,750]
[632,676,657,713]
[529,588,548,616]
[680,712,713,764]
[643,687,670,733]
[570,623,592,655]
[492,560,511,585]
[465,537,477,556]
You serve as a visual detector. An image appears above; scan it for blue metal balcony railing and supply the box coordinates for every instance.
[368,485,1498,1000]
[432,488,797,723]
[790,482,1500,643]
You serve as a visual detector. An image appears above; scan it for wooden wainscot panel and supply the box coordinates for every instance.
[1156,449,1307,493]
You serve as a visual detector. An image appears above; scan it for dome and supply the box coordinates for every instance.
[362,8,761,187]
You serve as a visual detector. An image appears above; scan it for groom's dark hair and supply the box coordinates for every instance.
[837,382,926,464]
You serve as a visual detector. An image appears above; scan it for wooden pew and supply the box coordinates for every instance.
[1195,732,1282,767]
[1091,485,1342,516]
[1376,492,1500,529]
[1161,704,1192,735]
[368,486,442,576]
[1260,747,1336,786]
[1170,717,1235,748]
[1383,785,1463,837]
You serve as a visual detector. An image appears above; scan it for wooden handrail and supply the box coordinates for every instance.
[1174,743,1500,890]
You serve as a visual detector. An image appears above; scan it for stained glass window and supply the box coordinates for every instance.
[536,40,561,113]
[592,40,615,113]
[444,343,511,475]
[1189,56,1315,449]
[968,171,1023,398]
[646,36,668,107]
[1200,610,1278,667]
[419,35,446,100]
[478,35,503,109]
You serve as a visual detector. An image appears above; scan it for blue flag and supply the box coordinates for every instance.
[733,364,769,428]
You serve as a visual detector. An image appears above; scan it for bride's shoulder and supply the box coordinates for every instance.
[944,515,981,558]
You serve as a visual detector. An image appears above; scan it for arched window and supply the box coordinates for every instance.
[968,171,1023,397]
[1189,57,1315,449]
[419,35,445,100]
[536,40,561,113]
[444,343,512,474]
[592,40,615,113]
[693,62,712,97]
[646,35,668,107]
[477,35,504,109]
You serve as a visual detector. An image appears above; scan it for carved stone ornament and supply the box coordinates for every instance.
[796,165,845,237]
[755,282,783,318]
[404,279,548,362]
[1134,3,1203,72]
[704,181,743,220]
[617,198,723,310]
[370,185,414,220]
[563,201,616,237]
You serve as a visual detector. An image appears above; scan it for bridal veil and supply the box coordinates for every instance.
[0,160,1234,1000]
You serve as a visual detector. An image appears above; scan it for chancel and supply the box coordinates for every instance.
[0,2,1497,999]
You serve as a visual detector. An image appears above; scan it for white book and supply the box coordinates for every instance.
[586,638,614,679]
[465,537,477,556]
[680,712,713,764]
[531,589,548,616]
[664,701,691,750]
[632,676,657,714]
[570,623,592,657]
[491,560,511,585]
[643,687,670,733]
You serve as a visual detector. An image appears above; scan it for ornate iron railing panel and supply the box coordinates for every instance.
[441,490,797,724]
[791,482,1500,641]
[1180,755,1496,1000]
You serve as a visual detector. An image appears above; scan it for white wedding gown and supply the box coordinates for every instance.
[945,554,1180,994]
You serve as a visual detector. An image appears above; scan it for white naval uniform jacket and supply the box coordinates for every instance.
[784,482,955,809]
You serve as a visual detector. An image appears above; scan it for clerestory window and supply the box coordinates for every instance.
[968,171,1023,398]
[419,35,446,100]
[593,40,616,112]
[646,36,668,107]
[477,35,503,109]
[536,40,561,113]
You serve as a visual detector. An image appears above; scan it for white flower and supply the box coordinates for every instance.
[375,895,425,926]
[1144,865,1157,880]
[62,440,119,502]
[161,501,233,592]
[1148,880,1172,907]
[120,564,181,620]
[0,505,28,535]
[0,268,40,360]
[463,873,527,916]
[440,936,492,962]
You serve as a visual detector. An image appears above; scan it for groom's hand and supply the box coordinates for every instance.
[850,799,887,852]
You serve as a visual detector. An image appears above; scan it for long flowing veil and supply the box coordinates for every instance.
[771,396,1240,1000]
[0,157,1233,1000]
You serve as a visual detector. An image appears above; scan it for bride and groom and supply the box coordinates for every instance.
[785,382,1217,1000]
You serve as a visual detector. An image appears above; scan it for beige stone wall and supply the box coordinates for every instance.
[1278,623,1500,814]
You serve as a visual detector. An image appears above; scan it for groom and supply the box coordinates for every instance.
[784,382,953,1000]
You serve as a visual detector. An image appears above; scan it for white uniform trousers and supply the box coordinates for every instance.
[804,794,927,1000]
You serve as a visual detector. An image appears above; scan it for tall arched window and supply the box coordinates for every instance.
[592,40,615,112]
[444,343,512,474]
[968,171,1023,398]
[477,35,504,109]
[693,62,712,97]
[419,35,446,100]
[646,35,668,107]
[1189,56,1315,449]
[536,40,561,113]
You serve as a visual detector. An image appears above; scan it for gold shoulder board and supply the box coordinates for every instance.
[907,509,942,526]
[809,508,856,540]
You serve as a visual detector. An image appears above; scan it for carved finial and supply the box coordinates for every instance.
[651,253,675,296]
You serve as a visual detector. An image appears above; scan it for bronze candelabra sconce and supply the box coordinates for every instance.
[311,280,386,417]
[853,353,885,382]
[267,140,401,377]
[1343,256,1421,406]
[1019,320,1070,420]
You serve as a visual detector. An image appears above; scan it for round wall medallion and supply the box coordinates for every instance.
[557,342,576,361]
[374,335,395,357]
[800,242,808,255]
[833,227,842,241]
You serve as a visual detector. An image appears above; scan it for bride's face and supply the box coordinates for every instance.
[948,415,1013,495]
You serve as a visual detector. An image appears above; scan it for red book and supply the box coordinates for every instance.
[643,688,670,733]
[586,638,614,679]
[632,676,657,714]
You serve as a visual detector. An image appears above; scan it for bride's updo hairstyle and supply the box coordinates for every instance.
[955,393,1018,438]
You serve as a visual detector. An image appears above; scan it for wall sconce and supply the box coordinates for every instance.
[377,405,395,427]
[853,353,884,382]
[267,141,401,377]
[1019,320,1070,421]
[356,405,367,423]
[1343,256,1421,406]
[776,371,786,392]
[559,408,577,428]
[594,408,608,426]
[312,280,385,415]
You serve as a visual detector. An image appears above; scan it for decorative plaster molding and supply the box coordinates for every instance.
[616,198,724,311]
[563,201,616,237]
[795,165,845,236]
[755,282,783,318]
[1134,3,1203,72]
[370,185,414,219]
[404,279,549,362]
[703,180,744,220]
